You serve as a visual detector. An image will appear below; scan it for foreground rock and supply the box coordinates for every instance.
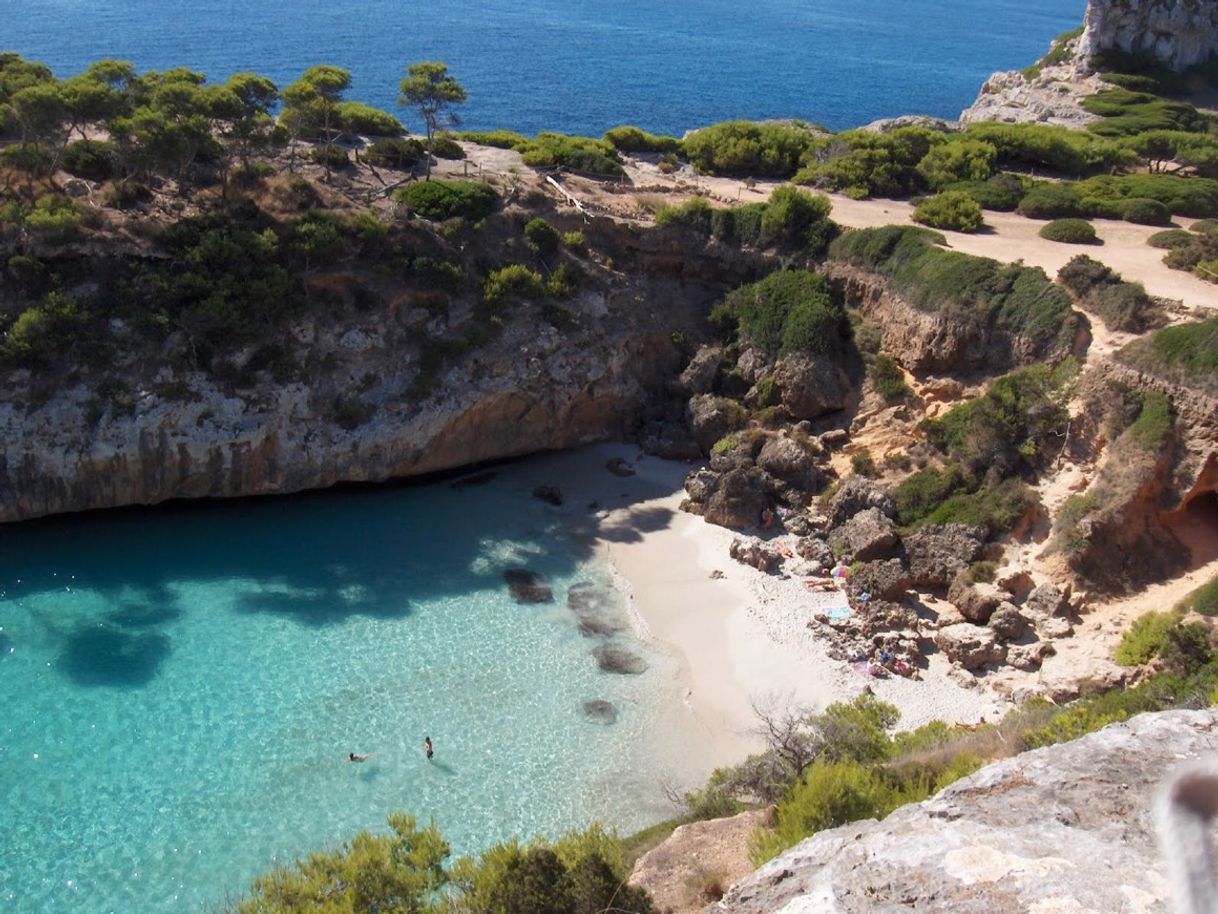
[714,710,1217,914]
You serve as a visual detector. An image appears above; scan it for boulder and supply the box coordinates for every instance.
[755,436,821,493]
[995,568,1035,600]
[503,568,553,604]
[987,602,1030,641]
[712,711,1218,914]
[605,457,635,477]
[824,476,895,527]
[849,559,912,603]
[582,699,618,724]
[687,393,746,454]
[703,469,769,530]
[592,643,648,674]
[1024,581,1072,619]
[828,508,898,563]
[532,485,563,506]
[947,572,1007,625]
[735,346,768,385]
[773,353,853,421]
[729,537,782,573]
[678,345,721,395]
[1006,640,1053,671]
[903,524,986,588]
[1037,616,1074,640]
[796,536,834,568]
[935,623,1006,670]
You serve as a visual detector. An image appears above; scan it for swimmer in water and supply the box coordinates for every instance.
[423,736,433,760]
[348,752,372,763]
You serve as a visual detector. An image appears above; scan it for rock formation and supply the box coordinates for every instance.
[712,709,1218,914]
[1076,0,1218,73]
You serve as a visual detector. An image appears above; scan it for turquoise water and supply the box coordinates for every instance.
[0,463,675,913]
[2,0,1085,135]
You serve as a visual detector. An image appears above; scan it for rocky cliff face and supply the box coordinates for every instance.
[1077,0,1218,73]
[0,216,766,523]
[712,709,1218,914]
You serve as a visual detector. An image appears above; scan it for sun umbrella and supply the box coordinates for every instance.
[831,563,849,581]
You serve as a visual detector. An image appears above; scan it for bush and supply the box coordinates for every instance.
[965,122,1134,176]
[683,120,817,178]
[335,101,403,136]
[1039,218,1098,244]
[912,190,984,232]
[1116,610,1181,666]
[429,135,465,160]
[22,194,84,243]
[603,125,682,154]
[1122,197,1172,226]
[310,144,350,169]
[1075,174,1218,219]
[709,270,843,358]
[870,354,908,401]
[482,264,544,307]
[62,139,117,181]
[452,129,530,149]
[1148,228,1195,249]
[1017,182,1085,219]
[524,217,560,256]
[518,132,623,177]
[1127,390,1173,451]
[655,196,714,231]
[1116,317,1218,395]
[1178,575,1218,617]
[1057,254,1116,299]
[1081,88,1205,137]
[944,173,1026,211]
[1,290,88,366]
[916,139,997,190]
[396,180,497,221]
[759,185,835,252]
[560,230,586,253]
[795,127,942,198]
[365,137,424,169]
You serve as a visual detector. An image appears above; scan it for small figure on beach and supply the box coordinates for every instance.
[423,736,434,761]
[348,752,372,763]
[760,508,775,529]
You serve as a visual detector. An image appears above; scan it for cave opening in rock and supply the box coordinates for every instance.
[1168,491,1218,570]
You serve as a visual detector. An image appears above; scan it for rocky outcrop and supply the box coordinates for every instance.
[824,476,895,528]
[714,710,1218,914]
[823,262,1074,375]
[827,508,898,563]
[1077,0,1218,73]
[935,623,1006,670]
[904,524,986,588]
[772,352,854,421]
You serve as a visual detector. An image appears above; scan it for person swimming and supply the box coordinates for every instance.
[423,736,433,760]
[348,752,371,763]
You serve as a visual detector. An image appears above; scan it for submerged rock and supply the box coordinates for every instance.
[582,699,618,724]
[592,643,648,674]
[450,471,499,491]
[531,485,563,506]
[567,587,624,637]
[503,568,554,604]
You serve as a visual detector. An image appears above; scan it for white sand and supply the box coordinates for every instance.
[525,444,1002,788]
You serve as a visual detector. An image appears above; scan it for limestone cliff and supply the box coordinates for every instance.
[712,709,1218,914]
[1077,0,1218,73]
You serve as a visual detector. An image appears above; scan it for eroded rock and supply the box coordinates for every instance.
[773,352,853,421]
[824,477,895,528]
[904,524,986,588]
[827,508,897,563]
[935,623,1005,670]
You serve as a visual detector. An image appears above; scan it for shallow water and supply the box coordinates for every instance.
[3,0,1085,135]
[0,464,676,913]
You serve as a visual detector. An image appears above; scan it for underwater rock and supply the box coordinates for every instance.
[592,643,648,674]
[504,568,554,604]
[583,699,619,724]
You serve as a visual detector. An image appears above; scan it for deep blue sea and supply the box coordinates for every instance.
[3,0,1085,136]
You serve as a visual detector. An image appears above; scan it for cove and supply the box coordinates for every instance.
[0,454,677,914]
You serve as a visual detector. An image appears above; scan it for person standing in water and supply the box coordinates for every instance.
[423,736,433,760]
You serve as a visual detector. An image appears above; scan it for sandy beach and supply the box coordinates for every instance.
[524,443,1003,788]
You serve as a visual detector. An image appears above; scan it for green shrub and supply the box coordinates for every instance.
[1082,88,1205,137]
[518,132,623,177]
[1178,575,1218,617]
[944,173,1026,211]
[0,143,52,173]
[545,263,581,298]
[965,122,1134,176]
[1,290,88,366]
[1127,391,1173,451]
[309,144,350,169]
[396,180,497,221]
[1039,218,1099,244]
[1116,610,1181,666]
[1149,228,1195,249]
[911,190,983,232]
[523,217,560,255]
[969,560,998,583]
[482,264,544,307]
[870,353,909,401]
[683,120,817,178]
[429,135,465,159]
[1117,318,1218,395]
[335,101,403,136]
[709,270,843,358]
[1057,254,1116,299]
[655,196,714,230]
[23,194,84,243]
[1017,182,1085,219]
[1122,197,1172,226]
[850,450,878,477]
[560,230,586,253]
[62,139,117,181]
[752,759,910,864]
[603,125,682,154]
[794,127,942,198]
[916,139,996,190]
[1075,174,1218,219]
[452,129,529,149]
[759,185,835,252]
[893,465,970,527]
[365,137,424,168]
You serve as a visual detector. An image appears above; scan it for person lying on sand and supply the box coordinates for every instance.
[804,577,839,592]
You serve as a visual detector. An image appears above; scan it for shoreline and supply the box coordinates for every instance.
[527,443,1003,790]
